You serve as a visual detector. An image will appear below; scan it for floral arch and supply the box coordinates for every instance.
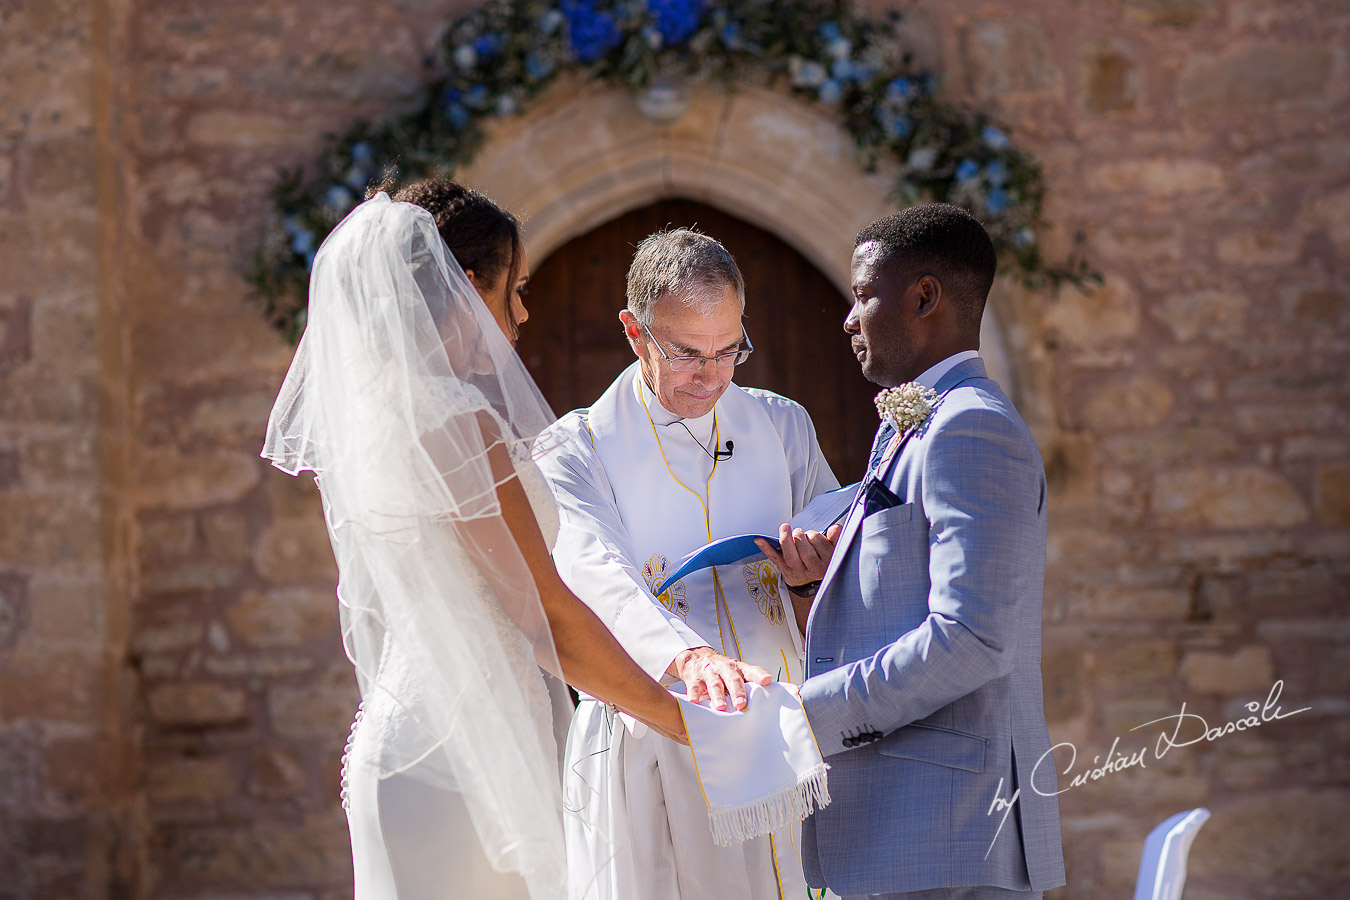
[453,79,1020,392]
[249,0,1096,344]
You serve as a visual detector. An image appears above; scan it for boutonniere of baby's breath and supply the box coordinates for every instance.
[875,383,939,433]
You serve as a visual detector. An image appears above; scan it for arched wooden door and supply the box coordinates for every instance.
[518,199,878,485]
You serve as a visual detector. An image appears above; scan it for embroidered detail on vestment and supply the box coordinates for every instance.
[742,560,785,625]
[642,553,689,620]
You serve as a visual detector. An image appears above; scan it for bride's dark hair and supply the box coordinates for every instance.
[371,176,522,300]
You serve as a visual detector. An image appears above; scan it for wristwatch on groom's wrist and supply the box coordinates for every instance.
[786,579,822,599]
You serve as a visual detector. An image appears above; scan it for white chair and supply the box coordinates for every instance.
[1132,807,1211,900]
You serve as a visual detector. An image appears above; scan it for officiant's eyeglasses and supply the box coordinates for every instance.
[640,322,754,372]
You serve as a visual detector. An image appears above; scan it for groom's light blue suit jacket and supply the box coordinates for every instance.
[799,358,1065,896]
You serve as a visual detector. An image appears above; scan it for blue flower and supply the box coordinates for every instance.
[789,58,828,88]
[955,158,981,182]
[826,36,852,60]
[324,185,356,214]
[343,165,369,190]
[539,8,566,34]
[818,79,844,105]
[719,21,741,47]
[563,0,622,63]
[442,89,471,130]
[831,58,856,82]
[985,187,1008,215]
[288,224,315,257]
[907,146,936,171]
[350,141,375,167]
[495,94,518,117]
[981,125,1010,150]
[1014,227,1036,248]
[875,107,911,140]
[524,52,555,80]
[648,0,703,46]
[886,78,912,103]
[465,84,490,109]
[474,33,504,61]
[441,87,472,130]
[850,62,877,82]
[984,158,1009,186]
[818,21,842,42]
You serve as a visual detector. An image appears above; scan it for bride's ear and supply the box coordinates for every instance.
[463,268,493,305]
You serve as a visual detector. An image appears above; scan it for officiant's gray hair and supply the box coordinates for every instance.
[626,228,746,325]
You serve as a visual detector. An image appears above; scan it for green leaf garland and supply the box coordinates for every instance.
[251,0,1098,343]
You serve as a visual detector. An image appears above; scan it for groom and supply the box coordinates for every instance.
[767,204,1065,899]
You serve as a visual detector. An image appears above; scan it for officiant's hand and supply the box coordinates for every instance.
[755,523,842,589]
[757,524,842,635]
[670,647,772,712]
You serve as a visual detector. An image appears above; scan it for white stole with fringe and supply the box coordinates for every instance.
[676,681,830,845]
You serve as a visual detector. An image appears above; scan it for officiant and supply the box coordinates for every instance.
[537,227,840,900]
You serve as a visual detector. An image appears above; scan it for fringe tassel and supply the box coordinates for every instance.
[706,762,832,847]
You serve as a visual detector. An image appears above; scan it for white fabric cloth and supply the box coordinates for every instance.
[538,362,840,900]
[675,681,830,847]
[262,193,568,900]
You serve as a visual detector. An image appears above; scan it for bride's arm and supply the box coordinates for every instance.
[476,437,688,745]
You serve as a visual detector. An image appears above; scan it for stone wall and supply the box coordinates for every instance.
[0,0,1346,897]
[934,3,1350,896]
[0,0,138,894]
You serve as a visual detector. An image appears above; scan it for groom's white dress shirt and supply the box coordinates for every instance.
[538,362,838,900]
[915,350,980,390]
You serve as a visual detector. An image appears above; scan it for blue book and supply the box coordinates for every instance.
[651,482,860,596]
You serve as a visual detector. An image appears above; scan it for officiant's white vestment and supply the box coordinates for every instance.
[539,363,839,900]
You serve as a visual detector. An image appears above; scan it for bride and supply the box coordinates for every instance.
[262,180,687,899]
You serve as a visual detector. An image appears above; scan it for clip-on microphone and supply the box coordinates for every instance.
[674,419,734,461]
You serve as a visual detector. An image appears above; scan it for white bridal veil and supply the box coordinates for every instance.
[263,193,566,894]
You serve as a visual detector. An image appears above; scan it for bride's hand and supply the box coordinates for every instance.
[631,691,690,745]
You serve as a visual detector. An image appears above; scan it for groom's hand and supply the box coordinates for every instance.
[756,523,842,589]
[670,647,772,712]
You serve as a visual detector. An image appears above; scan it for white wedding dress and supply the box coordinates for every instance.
[340,442,561,900]
[263,194,573,900]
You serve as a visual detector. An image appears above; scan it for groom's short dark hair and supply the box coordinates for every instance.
[855,204,997,329]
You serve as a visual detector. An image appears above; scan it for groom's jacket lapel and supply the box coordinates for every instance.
[870,357,988,491]
[810,357,990,622]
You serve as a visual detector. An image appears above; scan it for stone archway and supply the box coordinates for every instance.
[518,197,886,483]
[459,77,1018,400]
